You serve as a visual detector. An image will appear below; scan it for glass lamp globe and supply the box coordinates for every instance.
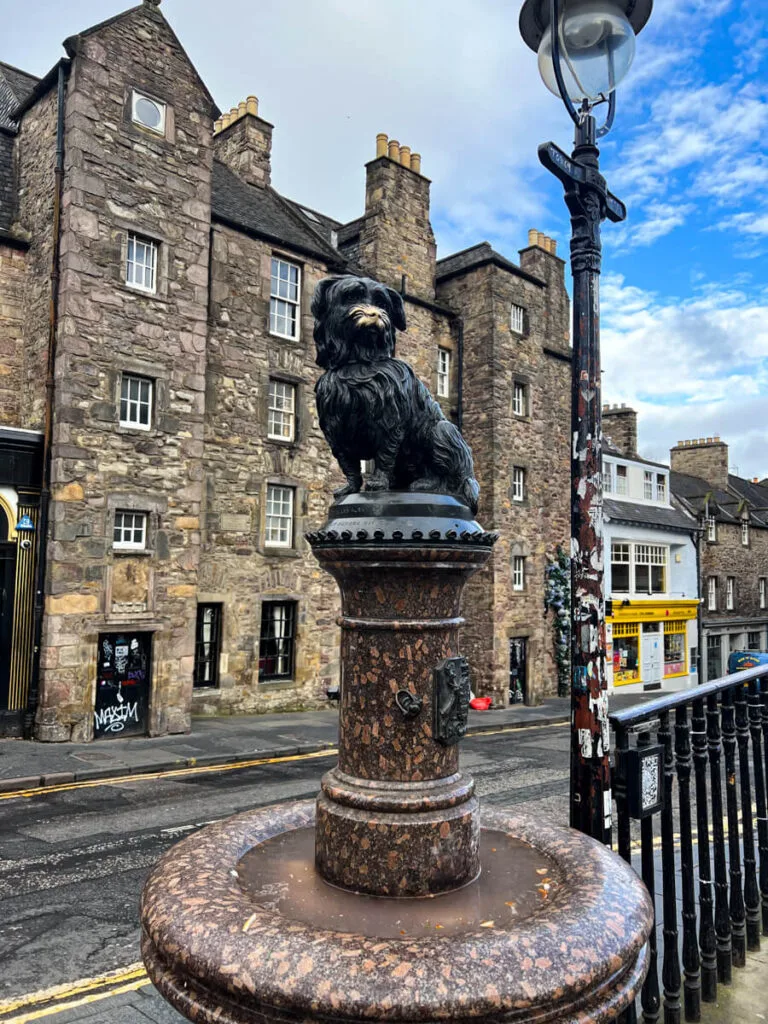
[538,0,636,102]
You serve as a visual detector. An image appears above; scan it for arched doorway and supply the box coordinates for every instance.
[0,504,17,712]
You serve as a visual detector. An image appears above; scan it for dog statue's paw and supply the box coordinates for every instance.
[363,471,390,492]
[333,481,361,500]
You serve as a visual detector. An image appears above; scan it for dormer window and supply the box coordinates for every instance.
[656,474,666,501]
[131,91,166,136]
[615,465,627,496]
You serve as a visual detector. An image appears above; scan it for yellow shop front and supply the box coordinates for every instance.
[607,599,699,693]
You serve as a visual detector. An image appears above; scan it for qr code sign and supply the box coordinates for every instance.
[641,756,660,811]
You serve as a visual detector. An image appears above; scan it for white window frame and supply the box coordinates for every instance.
[510,303,525,335]
[113,510,148,551]
[760,577,766,610]
[706,516,717,542]
[644,471,653,500]
[610,541,631,592]
[267,379,296,442]
[633,543,667,595]
[603,461,614,494]
[707,576,717,612]
[437,348,451,398]
[742,521,749,546]
[265,484,294,548]
[656,474,666,502]
[726,576,735,611]
[512,466,526,502]
[512,380,527,417]
[131,90,167,136]
[269,257,301,340]
[119,373,153,430]
[512,555,525,591]
[615,464,628,496]
[126,233,158,294]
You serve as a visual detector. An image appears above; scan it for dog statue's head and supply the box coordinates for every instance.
[311,275,407,370]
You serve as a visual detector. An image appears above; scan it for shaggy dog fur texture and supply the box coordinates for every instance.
[311,275,480,514]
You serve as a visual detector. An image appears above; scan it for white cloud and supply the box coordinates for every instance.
[601,273,768,477]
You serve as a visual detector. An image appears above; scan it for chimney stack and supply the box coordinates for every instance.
[359,133,436,299]
[213,95,273,188]
[519,227,569,348]
[670,437,729,490]
[602,404,638,456]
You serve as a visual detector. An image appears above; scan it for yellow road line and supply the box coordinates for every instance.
[0,720,566,801]
[0,964,149,1021]
[3,978,151,1023]
[0,748,337,801]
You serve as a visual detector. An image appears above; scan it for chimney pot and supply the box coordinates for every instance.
[376,133,388,158]
[246,96,258,116]
[213,117,222,133]
[549,237,557,255]
[528,229,537,246]
[536,231,546,249]
[238,101,247,118]
[220,112,231,129]
[399,145,411,169]
[714,435,720,442]
[410,152,421,174]
[388,139,400,162]
[229,106,239,122]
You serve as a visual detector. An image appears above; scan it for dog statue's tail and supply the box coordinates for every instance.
[463,475,480,517]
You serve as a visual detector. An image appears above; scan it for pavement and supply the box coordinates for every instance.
[0,690,668,793]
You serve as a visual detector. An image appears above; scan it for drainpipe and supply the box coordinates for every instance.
[455,316,464,433]
[691,525,704,684]
[24,63,66,739]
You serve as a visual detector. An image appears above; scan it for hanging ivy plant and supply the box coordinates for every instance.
[544,545,571,697]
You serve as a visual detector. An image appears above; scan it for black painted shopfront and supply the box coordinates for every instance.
[0,428,43,737]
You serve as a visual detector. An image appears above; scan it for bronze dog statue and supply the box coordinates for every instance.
[311,275,480,514]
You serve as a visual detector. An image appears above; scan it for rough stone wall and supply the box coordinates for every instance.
[213,114,272,188]
[35,4,214,741]
[197,222,342,714]
[671,440,729,490]
[358,157,436,301]
[397,300,457,422]
[437,252,571,704]
[602,405,638,456]
[15,85,59,431]
[701,520,768,632]
[0,241,27,426]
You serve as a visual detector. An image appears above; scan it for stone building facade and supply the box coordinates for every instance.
[670,437,768,681]
[0,0,570,741]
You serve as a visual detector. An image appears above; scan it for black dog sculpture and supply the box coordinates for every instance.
[311,275,480,514]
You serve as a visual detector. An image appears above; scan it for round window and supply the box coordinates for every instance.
[134,96,163,131]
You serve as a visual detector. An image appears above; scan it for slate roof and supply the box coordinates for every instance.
[211,161,344,266]
[670,470,768,528]
[283,198,341,247]
[435,241,545,287]
[0,62,39,237]
[0,62,39,128]
[604,497,696,533]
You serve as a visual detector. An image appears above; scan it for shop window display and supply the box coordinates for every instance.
[613,622,640,684]
[663,620,686,677]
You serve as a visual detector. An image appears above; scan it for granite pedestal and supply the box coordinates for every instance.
[141,493,653,1024]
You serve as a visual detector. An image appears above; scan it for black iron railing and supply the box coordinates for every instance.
[611,665,768,1024]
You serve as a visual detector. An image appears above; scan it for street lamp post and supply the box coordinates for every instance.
[520,0,653,843]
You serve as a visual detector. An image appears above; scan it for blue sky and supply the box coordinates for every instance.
[2,0,766,476]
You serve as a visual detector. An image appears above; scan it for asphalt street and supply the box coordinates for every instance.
[0,722,571,1023]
